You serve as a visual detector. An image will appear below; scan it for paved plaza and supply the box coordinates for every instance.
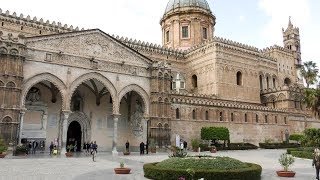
[0,149,316,180]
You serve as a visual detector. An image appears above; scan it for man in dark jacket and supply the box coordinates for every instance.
[125,140,130,152]
[140,142,145,155]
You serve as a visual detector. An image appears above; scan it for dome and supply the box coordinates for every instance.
[164,0,211,14]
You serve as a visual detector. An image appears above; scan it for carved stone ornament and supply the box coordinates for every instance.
[130,100,144,137]
[26,87,41,102]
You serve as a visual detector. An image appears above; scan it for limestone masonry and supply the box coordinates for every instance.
[0,0,316,153]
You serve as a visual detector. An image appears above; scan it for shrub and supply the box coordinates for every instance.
[144,161,262,180]
[218,143,258,151]
[287,147,315,154]
[0,138,7,154]
[201,127,230,141]
[169,146,188,158]
[289,134,304,141]
[291,151,314,159]
[14,145,28,155]
[191,139,200,149]
[259,143,299,149]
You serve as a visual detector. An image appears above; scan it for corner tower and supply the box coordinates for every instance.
[160,0,216,50]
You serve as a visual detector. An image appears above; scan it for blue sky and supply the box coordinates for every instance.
[1,0,319,64]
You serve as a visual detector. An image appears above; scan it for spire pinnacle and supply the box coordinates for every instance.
[288,16,293,28]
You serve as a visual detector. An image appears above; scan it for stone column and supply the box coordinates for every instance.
[18,110,26,145]
[112,114,120,155]
[61,111,70,155]
[143,117,149,143]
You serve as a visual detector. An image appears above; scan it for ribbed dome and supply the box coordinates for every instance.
[164,0,211,14]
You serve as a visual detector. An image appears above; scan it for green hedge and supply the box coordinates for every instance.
[259,143,300,149]
[144,162,262,180]
[287,147,315,154]
[199,143,258,151]
[289,134,304,141]
[201,127,230,141]
[291,151,314,159]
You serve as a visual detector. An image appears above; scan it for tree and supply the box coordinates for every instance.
[304,88,320,117]
[301,61,319,88]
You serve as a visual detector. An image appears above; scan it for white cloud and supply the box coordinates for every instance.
[239,15,245,22]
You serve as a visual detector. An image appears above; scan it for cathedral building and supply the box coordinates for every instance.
[0,0,315,153]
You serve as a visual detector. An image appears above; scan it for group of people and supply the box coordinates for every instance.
[125,140,149,155]
[83,141,98,156]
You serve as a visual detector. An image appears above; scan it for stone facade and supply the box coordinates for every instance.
[0,0,316,152]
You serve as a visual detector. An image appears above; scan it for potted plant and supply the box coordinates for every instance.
[0,138,7,158]
[210,145,217,153]
[65,144,74,157]
[276,153,295,177]
[114,162,131,174]
[191,139,200,152]
[14,145,28,156]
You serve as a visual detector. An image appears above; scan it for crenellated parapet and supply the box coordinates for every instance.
[0,8,83,35]
[261,45,293,54]
[112,34,185,58]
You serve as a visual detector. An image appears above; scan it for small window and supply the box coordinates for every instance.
[172,82,176,89]
[219,112,223,121]
[166,30,170,43]
[205,111,209,120]
[45,53,52,61]
[275,116,278,124]
[231,113,234,122]
[192,110,196,120]
[202,27,208,39]
[21,26,23,30]
[256,114,259,123]
[182,26,189,38]
[1,22,4,26]
[192,75,197,88]
[180,82,185,89]
[265,115,268,123]
[245,114,248,122]
[266,77,269,89]
[39,30,42,34]
[236,71,242,85]
[176,108,180,119]
[284,117,287,124]
[259,75,263,90]
[273,78,276,88]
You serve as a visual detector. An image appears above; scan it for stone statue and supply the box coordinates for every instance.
[130,100,144,137]
[26,87,41,102]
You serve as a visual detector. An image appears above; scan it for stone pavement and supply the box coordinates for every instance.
[0,149,316,180]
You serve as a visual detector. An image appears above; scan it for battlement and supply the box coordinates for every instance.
[261,45,292,54]
[112,34,186,58]
[0,8,83,34]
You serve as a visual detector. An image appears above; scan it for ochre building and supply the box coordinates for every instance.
[0,0,316,153]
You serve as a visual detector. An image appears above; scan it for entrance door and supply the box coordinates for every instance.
[67,121,82,152]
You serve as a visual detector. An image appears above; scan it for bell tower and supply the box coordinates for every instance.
[283,17,301,66]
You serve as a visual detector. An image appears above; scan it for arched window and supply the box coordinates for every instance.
[259,75,263,90]
[265,115,268,123]
[157,123,163,147]
[170,76,173,90]
[205,111,209,120]
[192,75,197,88]
[284,117,287,124]
[284,78,291,86]
[266,77,269,89]
[245,114,248,122]
[192,110,196,120]
[275,116,278,124]
[219,112,223,121]
[231,113,234,122]
[176,108,180,119]
[164,124,170,147]
[236,71,242,86]
[256,114,259,123]
[273,78,276,88]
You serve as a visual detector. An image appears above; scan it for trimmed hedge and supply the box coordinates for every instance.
[291,151,313,159]
[259,143,300,149]
[287,147,315,154]
[289,134,304,141]
[199,143,258,151]
[144,162,262,180]
[201,127,230,141]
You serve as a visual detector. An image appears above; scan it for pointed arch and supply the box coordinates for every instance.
[118,84,150,116]
[21,73,67,109]
[68,72,117,112]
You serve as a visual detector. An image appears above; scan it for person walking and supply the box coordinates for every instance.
[32,141,38,154]
[125,140,130,152]
[145,141,149,154]
[313,145,320,180]
[86,142,90,156]
[49,142,54,156]
[140,142,145,155]
[183,141,187,151]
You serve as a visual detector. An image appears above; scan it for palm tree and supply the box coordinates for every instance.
[304,88,320,117]
[301,61,319,88]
